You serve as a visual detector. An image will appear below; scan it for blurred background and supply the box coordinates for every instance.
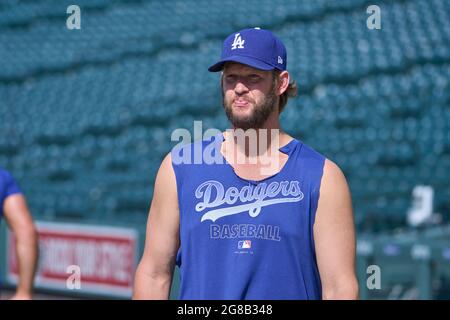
[0,0,449,299]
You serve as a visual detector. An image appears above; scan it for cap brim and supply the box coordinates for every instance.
[208,55,275,72]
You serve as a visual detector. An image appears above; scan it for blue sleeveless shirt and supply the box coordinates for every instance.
[171,133,325,299]
[0,168,22,219]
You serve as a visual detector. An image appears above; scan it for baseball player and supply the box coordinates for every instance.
[133,28,358,299]
[0,168,38,300]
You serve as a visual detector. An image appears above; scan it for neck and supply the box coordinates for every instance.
[226,112,285,158]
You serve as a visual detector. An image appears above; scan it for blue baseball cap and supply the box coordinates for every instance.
[208,27,287,72]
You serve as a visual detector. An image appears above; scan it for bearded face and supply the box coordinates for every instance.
[222,63,278,130]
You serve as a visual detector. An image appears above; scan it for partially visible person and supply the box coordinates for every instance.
[0,168,38,300]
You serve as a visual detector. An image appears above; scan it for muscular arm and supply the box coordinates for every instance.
[314,159,359,299]
[133,153,180,299]
[3,194,38,300]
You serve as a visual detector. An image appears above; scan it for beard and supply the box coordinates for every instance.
[222,85,277,131]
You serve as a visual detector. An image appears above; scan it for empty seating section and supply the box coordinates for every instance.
[0,0,449,231]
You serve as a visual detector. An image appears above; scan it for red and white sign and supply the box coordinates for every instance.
[7,221,138,297]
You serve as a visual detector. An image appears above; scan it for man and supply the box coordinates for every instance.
[133,28,358,299]
[0,168,38,300]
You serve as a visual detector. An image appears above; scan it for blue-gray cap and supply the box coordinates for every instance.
[208,27,287,72]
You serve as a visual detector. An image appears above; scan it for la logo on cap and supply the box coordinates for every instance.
[231,33,245,50]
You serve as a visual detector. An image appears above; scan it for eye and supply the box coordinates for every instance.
[248,75,261,83]
[224,75,237,84]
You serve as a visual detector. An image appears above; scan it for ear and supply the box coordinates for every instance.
[276,71,290,96]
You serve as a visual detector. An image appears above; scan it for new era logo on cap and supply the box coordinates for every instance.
[208,27,287,72]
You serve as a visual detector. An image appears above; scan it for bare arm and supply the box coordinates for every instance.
[3,194,39,300]
[133,153,180,299]
[314,159,358,299]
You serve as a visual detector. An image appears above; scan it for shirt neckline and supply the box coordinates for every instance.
[216,132,299,185]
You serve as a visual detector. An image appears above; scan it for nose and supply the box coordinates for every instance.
[234,81,249,96]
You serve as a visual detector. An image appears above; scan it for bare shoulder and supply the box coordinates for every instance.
[150,152,178,208]
[321,159,349,188]
[159,152,174,174]
[3,193,28,215]
[3,193,35,230]
[155,152,176,187]
[315,158,353,222]
[144,151,179,239]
